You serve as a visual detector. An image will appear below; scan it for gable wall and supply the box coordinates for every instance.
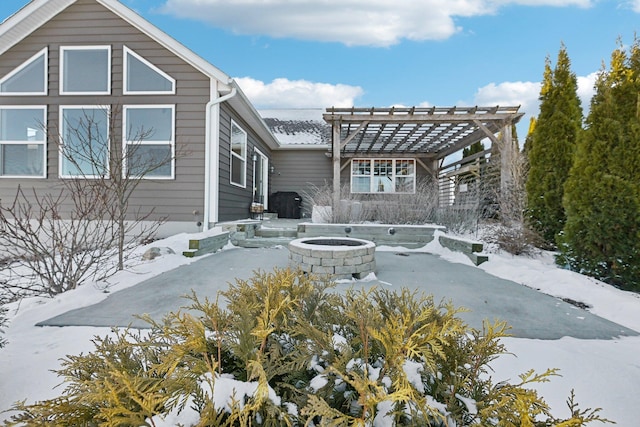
[0,0,211,226]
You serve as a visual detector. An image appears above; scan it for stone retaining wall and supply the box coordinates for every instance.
[296,223,444,248]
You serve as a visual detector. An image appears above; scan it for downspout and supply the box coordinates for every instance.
[203,85,237,231]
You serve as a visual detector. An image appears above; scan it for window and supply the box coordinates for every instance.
[230,120,247,187]
[351,159,415,193]
[0,107,46,177]
[60,106,109,178]
[60,46,111,95]
[124,105,174,179]
[123,46,175,94]
[0,48,47,95]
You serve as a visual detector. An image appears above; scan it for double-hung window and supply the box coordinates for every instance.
[0,48,47,95]
[59,106,109,178]
[124,105,175,179]
[230,120,247,187]
[351,159,415,194]
[60,46,111,95]
[0,107,46,177]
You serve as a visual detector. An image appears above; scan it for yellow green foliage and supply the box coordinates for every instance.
[3,268,611,426]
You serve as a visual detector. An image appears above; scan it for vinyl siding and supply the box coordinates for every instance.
[271,148,333,214]
[217,103,274,222]
[0,0,210,223]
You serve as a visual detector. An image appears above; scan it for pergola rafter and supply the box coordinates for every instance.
[323,106,524,208]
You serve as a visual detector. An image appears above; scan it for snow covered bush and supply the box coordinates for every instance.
[2,268,610,426]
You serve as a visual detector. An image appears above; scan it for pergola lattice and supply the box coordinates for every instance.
[322,106,524,207]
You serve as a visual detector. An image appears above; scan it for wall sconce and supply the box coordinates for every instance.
[270,165,275,174]
[252,152,257,162]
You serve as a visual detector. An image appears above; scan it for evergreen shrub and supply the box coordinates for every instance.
[3,268,610,426]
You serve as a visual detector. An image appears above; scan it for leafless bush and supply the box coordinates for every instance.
[302,178,438,224]
[301,183,371,223]
[0,186,120,297]
[481,223,542,256]
[0,106,177,298]
[481,140,541,254]
[435,205,481,235]
[369,178,438,224]
[0,305,7,349]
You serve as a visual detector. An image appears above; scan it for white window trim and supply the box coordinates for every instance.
[350,158,416,194]
[123,104,175,180]
[252,147,269,208]
[123,46,176,95]
[59,105,110,179]
[0,105,47,178]
[59,46,111,96]
[229,119,247,188]
[0,48,48,96]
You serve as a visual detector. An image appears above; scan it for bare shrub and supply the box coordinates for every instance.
[0,304,7,349]
[301,182,372,223]
[435,205,481,235]
[302,177,438,224]
[0,186,120,297]
[0,106,178,298]
[482,139,542,254]
[368,177,438,224]
[481,223,543,256]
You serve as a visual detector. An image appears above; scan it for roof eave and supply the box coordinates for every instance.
[0,0,75,56]
[227,80,281,149]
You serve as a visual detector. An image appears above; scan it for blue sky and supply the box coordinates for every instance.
[1,0,639,139]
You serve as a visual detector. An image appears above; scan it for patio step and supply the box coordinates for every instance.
[255,228,298,238]
[229,221,299,248]
[233,236,295,248]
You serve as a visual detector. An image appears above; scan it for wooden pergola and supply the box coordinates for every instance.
[322,106,524,208]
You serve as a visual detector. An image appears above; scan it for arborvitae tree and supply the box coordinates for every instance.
[523,116,537,157]
[526,44,583,246]
[560,38,640,291]
[462,141,485,160]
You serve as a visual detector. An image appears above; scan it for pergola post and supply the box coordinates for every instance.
[332,119,342,212]
[500,121,514,193]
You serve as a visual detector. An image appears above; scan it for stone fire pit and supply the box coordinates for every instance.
[288,237,376,279]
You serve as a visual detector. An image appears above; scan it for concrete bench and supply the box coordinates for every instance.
[182,232,229,257]
[438,235,488,265]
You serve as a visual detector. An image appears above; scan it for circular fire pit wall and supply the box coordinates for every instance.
[288,237,376,279]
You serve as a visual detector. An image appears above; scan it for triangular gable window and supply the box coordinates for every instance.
[123,46,175,95]
[0,48,47,95]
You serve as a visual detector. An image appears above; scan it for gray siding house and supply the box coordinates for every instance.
[0,0,523,232]
[0,0,279,235]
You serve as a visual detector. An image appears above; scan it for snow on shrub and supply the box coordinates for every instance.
[3,268,610,426]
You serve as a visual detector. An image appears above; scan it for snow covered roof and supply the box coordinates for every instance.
[259,109,331,146]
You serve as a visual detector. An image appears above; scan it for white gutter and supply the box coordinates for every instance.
[203,85,237,230]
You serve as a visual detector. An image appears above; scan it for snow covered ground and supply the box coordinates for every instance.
[1,229,639,425]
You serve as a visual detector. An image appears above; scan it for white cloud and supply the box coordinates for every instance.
[628,0,640,12]
[469,73,598,138]
[234,77,364,108]
[576,71,598,112]
[474,80,541,115]
[160,0,592,47]
[492,0,592,6]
